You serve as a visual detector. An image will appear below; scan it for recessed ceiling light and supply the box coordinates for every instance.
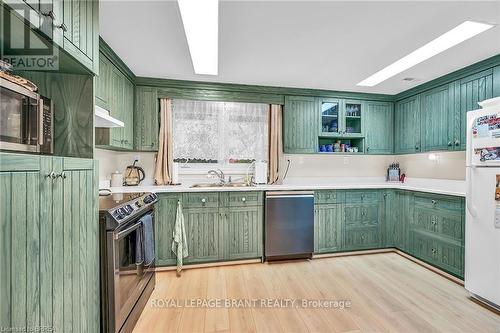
[357,20,495,87]
[177,0,219,75]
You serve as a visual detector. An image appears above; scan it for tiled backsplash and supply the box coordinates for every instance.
[95,148,466,186]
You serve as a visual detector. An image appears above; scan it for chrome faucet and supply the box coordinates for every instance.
[208,169,226,184]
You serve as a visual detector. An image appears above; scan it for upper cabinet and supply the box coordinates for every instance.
[420,83,454,152]
[320,99,363,137]
[134,87,159,151]
[284,96,318,154]
[2,0,99,73]
[395,95,421,154]
[59,0,99,73]
[364,101,393,154]
[95,52,134,150]
[454,69,494,150]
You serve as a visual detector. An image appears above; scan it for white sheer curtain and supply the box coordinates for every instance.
[172,99,268,163]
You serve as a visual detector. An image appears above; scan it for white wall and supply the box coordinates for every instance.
[95,148,466,185]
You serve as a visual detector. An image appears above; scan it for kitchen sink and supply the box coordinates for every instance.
[190,182,254,188]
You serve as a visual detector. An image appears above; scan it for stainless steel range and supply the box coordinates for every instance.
[99,192,158,333]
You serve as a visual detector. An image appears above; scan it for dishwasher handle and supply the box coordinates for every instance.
[266,191,314,198]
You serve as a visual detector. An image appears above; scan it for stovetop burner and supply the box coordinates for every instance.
[99,192,158,230]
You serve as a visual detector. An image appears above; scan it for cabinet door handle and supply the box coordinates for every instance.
[57,22,68,32]
[447,141,452,147]
[201,198,206,203]
[431,199,437,205]
[415,145,420,150]
[41,10,56,20]
[46,171,57,180]
[241,197,246,202]
[454,139,460,146]
[431,248,437,254]
[366,146,370,152]
[61,171,67,179]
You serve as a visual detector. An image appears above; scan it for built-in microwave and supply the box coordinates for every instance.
[0,77,53,154]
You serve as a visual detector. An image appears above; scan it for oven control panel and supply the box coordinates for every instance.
[111,193,158,221]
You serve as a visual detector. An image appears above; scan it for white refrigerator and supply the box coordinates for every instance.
[465,96,500,310]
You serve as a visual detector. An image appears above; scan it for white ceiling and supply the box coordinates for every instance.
[100,1,500,95]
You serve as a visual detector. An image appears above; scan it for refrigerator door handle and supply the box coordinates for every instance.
[467,166,478,218]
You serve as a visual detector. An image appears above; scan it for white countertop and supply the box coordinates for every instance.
[106,177,465,197]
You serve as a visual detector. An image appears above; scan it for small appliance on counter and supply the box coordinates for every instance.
[254,160,268,184]
[123,160,145,186]
[386,163,402,182]
[111,171,123,187]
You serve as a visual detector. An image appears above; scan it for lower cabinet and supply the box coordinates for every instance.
[183,207,221,264]
[222,206,263,260]
[154,193,181,266]
[314,204,343,253]
[408,193,465,277]
[155,191,263,266]
[314,189,465,279]
[155,188,465,278]
[0,153,99,333]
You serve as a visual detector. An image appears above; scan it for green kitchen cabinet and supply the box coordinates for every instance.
[386,190,412,251]
[453,69,494,150]
[134,86,159,151]
[409,192,465,278]
[319,98,364,138]
[59,0,99,73]
[0,153,99,333]
[109,66,125,146]
[343,190,383,251]
[394,95,421,154]
[420,83,455,152]
[155,193,181,266]
[95,60,135,150]
[182,207,221,264]
[314,203,343,253]
[221,206,263,260]
[364,101,394,154]
[284,95,318,153]
[95,54,112,110]
[155,191,264,266]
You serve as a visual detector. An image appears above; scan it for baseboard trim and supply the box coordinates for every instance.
[155,250,464,287]
[155,258,262,272]
[394,250,464,286]
[313,248,394,259]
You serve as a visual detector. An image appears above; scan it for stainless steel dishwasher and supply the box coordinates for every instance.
[265,191,314,260]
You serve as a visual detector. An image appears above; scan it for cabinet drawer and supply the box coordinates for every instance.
[413,207,463,241]
[409,231,439,263]
[315,190,344,204]
[228,191,263,207]
[344,226,381,249]
[182,192,219,208]
[344,203,380,227]
[413,193,463,213]
[345,190,380,203]
[437,240,464,277]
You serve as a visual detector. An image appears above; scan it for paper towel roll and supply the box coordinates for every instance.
[172,162,179,184]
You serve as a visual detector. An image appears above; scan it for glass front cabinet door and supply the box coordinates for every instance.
[320,99,341,135]
[320,99,363,136]
[343,100,363,136]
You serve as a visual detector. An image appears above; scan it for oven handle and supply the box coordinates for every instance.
[114,222,142,240]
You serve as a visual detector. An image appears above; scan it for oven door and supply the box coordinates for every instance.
[107,213,154,333]
[0,84,40,152]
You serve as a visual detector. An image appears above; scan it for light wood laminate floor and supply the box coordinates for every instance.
[133,253,500,333]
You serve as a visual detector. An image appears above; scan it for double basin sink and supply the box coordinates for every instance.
[190,182,253,188]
